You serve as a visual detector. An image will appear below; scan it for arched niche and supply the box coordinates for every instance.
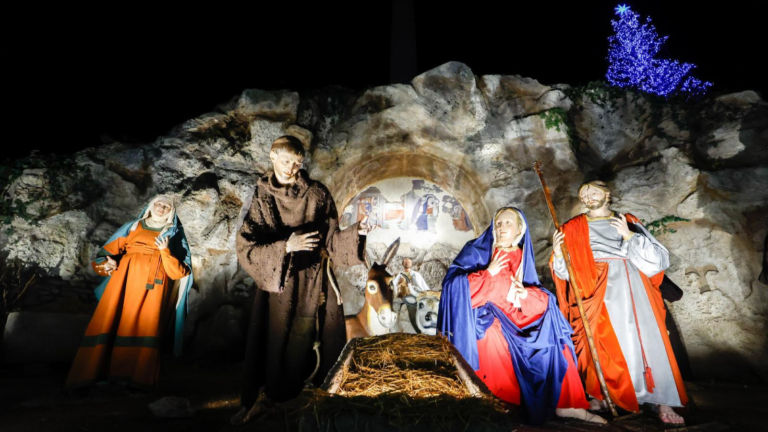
[325,151,490,235]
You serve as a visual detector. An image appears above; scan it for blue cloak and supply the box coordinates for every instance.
[92,205,194,357]
[437,207,577,424]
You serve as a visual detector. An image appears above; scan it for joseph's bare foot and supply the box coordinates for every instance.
[556,408,607,424]
[588,398,609,412]
[657,405,684,426]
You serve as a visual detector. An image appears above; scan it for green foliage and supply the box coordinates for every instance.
[539,108,579,153]
[564,80,695,140]
[564,81,626,111]
[643,215,690,237]
[0,152,96,233]
[539,108,567,132]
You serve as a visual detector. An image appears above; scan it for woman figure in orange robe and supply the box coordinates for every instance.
[66,195,193,390]
[439,207,604,424]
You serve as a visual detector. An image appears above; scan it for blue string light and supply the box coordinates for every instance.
[606,5,712,98]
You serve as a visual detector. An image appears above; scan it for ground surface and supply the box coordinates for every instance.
[0,360,764,432]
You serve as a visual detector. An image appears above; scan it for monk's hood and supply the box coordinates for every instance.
[261,169,312,201]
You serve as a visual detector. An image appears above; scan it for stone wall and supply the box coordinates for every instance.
[2,62,766,382]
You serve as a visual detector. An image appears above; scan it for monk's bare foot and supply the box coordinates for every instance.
[588,398,609,412]
[556,408,607,424]
[230,407,249,426]
[657,405,684,426]
[230,401,268,426]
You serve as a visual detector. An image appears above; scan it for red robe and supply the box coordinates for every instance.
[469,248,589,409]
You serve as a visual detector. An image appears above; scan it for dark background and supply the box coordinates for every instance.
[6,1,765,161]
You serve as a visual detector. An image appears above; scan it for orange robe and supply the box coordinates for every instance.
[470,248,589,409]
[66,221,190,389]
[551,214,688,412]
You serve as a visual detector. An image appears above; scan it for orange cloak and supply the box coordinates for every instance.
[550,214,688,412]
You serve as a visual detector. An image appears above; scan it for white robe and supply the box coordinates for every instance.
[393,270,430,295]
[553,218,682,407]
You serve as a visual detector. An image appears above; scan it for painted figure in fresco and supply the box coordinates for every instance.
[66,195,193,391]
[356,195,381,227]
[232,136,374,425]
[339,206,354,229]
[451,204,472,232]
[412,194,439,231]
[438,207,605,425]
[551,180,688,426]
[357,199,373,223]
[443,196,473,232]
[369,196,381,226]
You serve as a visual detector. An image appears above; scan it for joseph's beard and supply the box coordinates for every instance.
[585,198,608,210]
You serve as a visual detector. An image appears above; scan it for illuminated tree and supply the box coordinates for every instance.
[607,5,712,97]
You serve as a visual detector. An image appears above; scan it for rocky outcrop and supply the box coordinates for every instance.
[2,62,766,381]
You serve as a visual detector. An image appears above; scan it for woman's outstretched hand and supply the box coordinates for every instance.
[104,256,118,275]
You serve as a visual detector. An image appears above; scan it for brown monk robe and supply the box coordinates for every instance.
[236,168,365,409]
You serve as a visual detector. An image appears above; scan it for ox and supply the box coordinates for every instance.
[403,290,441,335]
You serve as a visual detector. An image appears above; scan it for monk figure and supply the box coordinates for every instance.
[232,135,373,425]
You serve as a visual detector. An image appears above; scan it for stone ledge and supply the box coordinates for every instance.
[3,312,90,363]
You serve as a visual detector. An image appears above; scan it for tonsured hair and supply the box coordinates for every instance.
[270,135,306,157]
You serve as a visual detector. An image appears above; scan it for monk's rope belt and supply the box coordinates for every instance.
[305,254,343,387]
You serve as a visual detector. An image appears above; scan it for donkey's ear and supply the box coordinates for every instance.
[382,238,401,267]
[364,251,372,269]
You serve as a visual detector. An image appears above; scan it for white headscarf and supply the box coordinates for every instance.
[491,207,529,307]
[130,194,176,236]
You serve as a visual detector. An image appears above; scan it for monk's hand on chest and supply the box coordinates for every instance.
[286,231,320,253]
[487,250,510,277]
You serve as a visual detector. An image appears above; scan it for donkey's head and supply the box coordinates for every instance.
[363,238,400,330]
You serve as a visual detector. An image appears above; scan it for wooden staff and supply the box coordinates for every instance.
[533,160,619,417]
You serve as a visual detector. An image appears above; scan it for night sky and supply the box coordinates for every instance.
[7,1,764,161]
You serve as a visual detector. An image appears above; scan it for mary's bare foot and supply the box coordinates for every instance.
[556,407,607,424]
[657,405,684,426]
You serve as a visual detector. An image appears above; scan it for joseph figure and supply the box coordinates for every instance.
[550,180,687,426]
[232,135,372,425]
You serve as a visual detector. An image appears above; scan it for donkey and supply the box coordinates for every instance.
[344,238,400,340]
